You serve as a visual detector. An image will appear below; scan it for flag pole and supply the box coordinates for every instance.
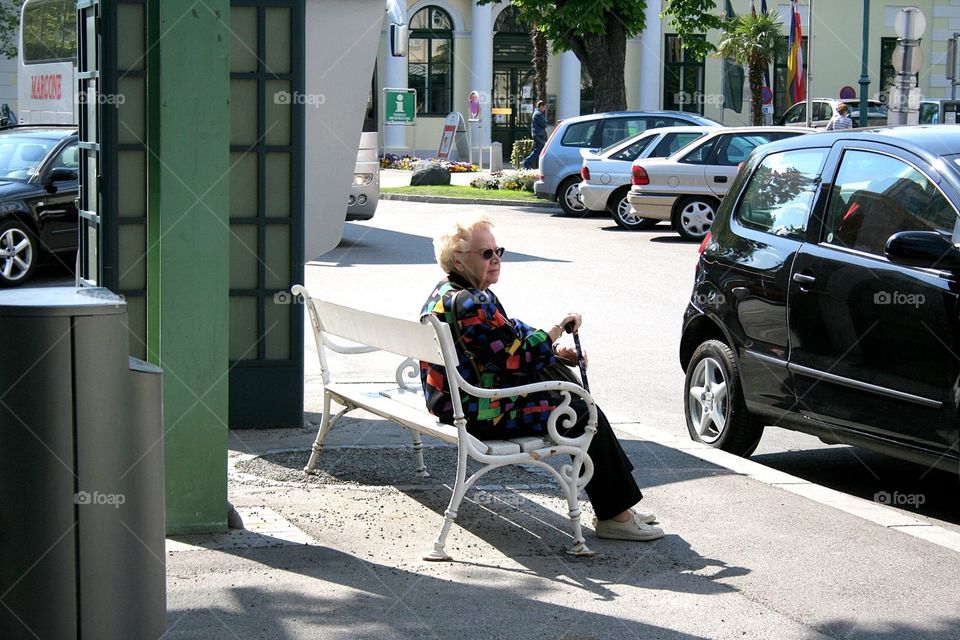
[805,0,814,126]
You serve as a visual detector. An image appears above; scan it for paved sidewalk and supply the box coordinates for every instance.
[164,407,960,639]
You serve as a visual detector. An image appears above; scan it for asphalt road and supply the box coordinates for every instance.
[305,198,960,535]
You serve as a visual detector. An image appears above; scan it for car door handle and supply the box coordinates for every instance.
[792,272,816,286]
[714,175,727,183]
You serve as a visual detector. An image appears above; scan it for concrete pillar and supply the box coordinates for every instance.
[471,3,493,155]
[151,0,230,533]
[638,0,662,110]
[557,50,581,120]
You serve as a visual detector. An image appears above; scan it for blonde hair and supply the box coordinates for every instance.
[434,213,495,274]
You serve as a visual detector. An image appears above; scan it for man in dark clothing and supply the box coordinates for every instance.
[522,100,547,170]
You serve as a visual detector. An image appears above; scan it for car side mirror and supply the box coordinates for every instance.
[47,167,77,183]
[885,230,960,271]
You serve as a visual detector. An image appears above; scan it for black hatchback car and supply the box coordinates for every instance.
[681,126,960,475]
[0,126,79,287]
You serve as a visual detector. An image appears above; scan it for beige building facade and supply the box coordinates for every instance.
[374,1,958,158]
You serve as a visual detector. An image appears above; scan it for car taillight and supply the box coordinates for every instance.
[698,231,712,255]
[581,165,590,181]
[631,165,649,186]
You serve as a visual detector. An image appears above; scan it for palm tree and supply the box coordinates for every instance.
[715,11,786,126]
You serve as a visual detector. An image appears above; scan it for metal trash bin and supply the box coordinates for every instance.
[0,287,165,639]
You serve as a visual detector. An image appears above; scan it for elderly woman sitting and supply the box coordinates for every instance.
[419,214,663,542]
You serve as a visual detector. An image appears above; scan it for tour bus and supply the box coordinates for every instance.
[17,0,77,125]
[348,84,380,221]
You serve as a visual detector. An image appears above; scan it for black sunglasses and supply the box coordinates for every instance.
[459,247,505,260]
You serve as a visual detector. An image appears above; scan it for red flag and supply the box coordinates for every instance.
[787,0,806,103]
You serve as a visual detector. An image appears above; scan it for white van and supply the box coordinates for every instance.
[347,131,379,220]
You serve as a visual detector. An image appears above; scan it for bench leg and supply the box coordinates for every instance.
[303,393,346,475]
[424,438,470,561]
[562,458,593,557]
[408,429,430,477]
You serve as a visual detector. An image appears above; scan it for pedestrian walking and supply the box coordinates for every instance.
[522,100,547,170]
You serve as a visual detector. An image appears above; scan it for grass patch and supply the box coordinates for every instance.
[382,185,541,202]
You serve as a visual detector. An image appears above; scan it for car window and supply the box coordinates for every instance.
[782,104,805,124]
[600,117,647,148]
[609,135,657,162]
[561,121,599,147]
[712,134,771,166]
[815,103,831,122]
[824,149,958,256]
[679,137,718,164]
[736,148,826,239]
[650,132,703,158]
[920,103,939,124]
[49,141,79,172]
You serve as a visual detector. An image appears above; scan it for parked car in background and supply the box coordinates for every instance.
[578,125,721,230]
[346,131,379,221]
[534,110,719,216]
[626,126,812,240]
[0,125,78,286]
[681,125,960,474]
[778,98,887,128]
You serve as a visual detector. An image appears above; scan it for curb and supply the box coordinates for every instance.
[615,422,960,554]
[380,192,560,209]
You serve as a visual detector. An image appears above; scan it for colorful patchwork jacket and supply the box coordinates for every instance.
[419,272,559,436]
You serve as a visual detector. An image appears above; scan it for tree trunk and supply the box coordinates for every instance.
[567,13,628,113]
[748,63,764,126]
[532,29,548,104]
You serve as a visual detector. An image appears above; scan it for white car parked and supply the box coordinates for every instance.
[578,125,721,230]
[626,126,814,240]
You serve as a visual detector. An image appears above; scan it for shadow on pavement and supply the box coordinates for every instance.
[752,444,960,527]
[309,224,568,267]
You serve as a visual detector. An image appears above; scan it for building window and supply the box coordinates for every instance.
[408,6,453,116]
[663,34,705,115]
[773,35,807,119]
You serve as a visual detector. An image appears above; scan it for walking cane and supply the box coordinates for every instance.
[564,322,590,392]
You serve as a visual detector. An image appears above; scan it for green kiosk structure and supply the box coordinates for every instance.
[83,0,391,534]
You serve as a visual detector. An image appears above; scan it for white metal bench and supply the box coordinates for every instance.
[292,285,598,560]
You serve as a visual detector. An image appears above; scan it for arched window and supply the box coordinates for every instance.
[408,6,453,116]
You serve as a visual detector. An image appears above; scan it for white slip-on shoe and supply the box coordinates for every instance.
[595,515,665,541]
[592,509,657,527]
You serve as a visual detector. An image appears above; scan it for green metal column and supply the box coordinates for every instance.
[150,0,231,534]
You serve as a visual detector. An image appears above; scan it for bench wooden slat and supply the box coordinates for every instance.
[312,298,447,365]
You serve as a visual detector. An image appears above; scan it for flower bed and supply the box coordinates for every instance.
[379,154,479,173]
[470,170,537,192]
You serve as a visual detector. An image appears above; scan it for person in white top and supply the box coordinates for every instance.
[826,103,854,130]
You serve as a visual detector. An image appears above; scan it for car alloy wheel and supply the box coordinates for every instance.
[610,188,657,231]
[674,197,718,241]
[684,339,762,456]
[558,177,587,216]
[0,220,37,287]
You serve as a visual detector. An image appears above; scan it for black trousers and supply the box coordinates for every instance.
[565,400,643,521]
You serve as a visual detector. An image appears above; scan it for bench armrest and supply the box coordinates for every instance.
[456,376,598,451]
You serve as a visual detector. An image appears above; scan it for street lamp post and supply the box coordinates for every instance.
[858,0,870,127]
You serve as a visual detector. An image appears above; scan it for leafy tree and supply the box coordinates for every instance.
[715,11,785,125]
[0,0,23,59]
[478,0,647,113]
[660,0,725,62]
